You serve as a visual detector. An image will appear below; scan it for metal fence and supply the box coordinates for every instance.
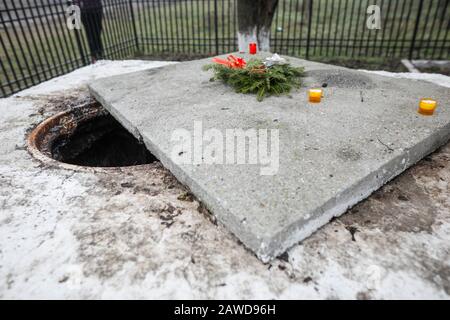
[1,0,450,97]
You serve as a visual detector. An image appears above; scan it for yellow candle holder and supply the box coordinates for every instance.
[309,89,323,103]
[418,99,437,116]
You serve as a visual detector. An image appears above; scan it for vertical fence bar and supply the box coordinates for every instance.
[337,0,348,56]
[13,0,43,83]
[285,0,293,55]
[221,0,225,53]
[214,0,219,54]
[125,0,137,55]
[115,1,130,57]
[47,0,76,72]
[74,29,88,65]
[109,0,124,58]
[149,0,157,54]
[28,0,59,75]
[0,33,18,94]
[195,0,200,54]
[326,0,333,56]
[57,0,80,69]
[179,0,185,53]
[37,0,65,73]
[438,1,450,59]
[435,0,449,59]
[377,0,389,57]
[391,0,407,57]
[139,0,145,52]
[409,0,425,60]
[313,0,320,57]
[227,0,232,52]
[181,1,192,53]
[419,0,435,59]
[355,0,364,57]
[191,0,197,54]
[426,1,441,58]
[386,0,400,56]
[136,0,144,53]
[363,0,373,57]
[233,0,237,52]
[273,0,279,51]
[173,0,180,52]
[0,57,10,96]
[400,0,414,58]
[102,0,117,59]
[351,0,361,57]
[164,0,173,52]
[319,0,328,56]
[129,0,139,53]
[291,0,299,56]
[306,0,313,59]
[2,1,32,87]
[207,0,211,54]
[112,0,128,57]
[331,0,341,56]
[345,0,355,57]
[279,0,286,53]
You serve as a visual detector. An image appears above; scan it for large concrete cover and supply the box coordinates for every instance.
[89,53,450,262]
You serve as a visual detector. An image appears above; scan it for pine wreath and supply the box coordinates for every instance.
[203,54,305,101]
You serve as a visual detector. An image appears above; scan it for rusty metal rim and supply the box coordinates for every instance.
[27,108,156,173]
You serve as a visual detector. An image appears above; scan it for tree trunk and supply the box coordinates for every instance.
[237,0,278,52]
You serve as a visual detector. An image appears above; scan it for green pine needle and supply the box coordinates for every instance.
[203,58,305,101]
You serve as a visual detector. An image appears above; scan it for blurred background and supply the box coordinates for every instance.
[1,0,449,97]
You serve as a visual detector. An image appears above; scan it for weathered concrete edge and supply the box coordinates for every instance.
[89,80,450,263]
[265,122,450,261]
[89,84,265,259]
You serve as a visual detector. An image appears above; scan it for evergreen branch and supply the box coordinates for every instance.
[204,58,305,101]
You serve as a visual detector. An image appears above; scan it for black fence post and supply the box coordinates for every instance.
[74,29,88,65]
[409,0,425,60]
[306,0,314,60]
[129,0,140,53]
[214,0,219,55]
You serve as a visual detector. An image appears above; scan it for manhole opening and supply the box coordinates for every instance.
[30,101,157,168]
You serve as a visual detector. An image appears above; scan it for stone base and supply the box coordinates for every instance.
[89,53,450,262]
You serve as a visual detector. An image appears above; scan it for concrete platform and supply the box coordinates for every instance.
[1,61,450,299]
[89,54,450,262]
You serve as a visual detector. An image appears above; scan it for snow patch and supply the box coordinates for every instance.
[361,70,450,88]
[15,60,177,96]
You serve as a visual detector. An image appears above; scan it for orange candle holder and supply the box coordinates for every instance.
[249,42,257,55]
[418,98,437,116]
[308,89,323,103]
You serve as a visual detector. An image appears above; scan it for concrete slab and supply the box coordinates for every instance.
[89,53,450,262]
[1,61,450,299]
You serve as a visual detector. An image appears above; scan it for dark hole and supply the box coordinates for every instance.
[51,114,157,167]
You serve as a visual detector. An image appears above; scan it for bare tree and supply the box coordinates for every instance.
[237,0,278,52]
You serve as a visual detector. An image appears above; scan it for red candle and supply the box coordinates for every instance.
[249,42,257,55]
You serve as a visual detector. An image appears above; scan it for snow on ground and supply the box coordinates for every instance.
[362,70,450,88]
[0,60,449,299]
[16,60,177,96]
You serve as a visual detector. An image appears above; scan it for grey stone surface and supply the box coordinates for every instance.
[89,54,450,262]
[1,61,450,298]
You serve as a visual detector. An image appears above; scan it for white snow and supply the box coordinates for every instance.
[361,70,450,88]
[15,60,177,96]
[0,60,449,299]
